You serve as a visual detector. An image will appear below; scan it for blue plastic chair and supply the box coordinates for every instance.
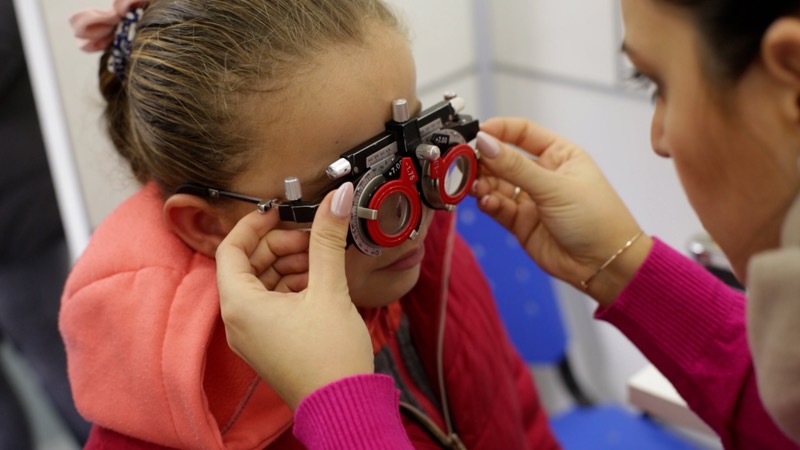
[456,196,703,449]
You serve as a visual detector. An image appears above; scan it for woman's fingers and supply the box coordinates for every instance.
[259,252,310,291]
[273,273,310,294]
[476,131,557,201]
[216,209,282,277]
[480,117,559,158]
[479,189,524,229]
[247,229,309,276]
[218,182,353,299]
[216,209,284,306]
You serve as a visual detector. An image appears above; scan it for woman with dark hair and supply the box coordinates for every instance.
[217,0,800,448]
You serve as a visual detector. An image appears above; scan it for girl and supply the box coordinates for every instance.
[65,0,558,449]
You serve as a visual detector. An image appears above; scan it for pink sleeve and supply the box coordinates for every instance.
[596,238,799,450]
[293,374,413,450]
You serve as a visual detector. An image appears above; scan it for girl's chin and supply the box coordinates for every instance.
[350,268,422,309]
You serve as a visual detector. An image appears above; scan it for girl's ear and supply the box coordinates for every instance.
[762,18,800,123]
[163,194,227,258]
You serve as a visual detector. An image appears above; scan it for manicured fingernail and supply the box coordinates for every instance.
[331,182,354,218]
[477,131,501,158]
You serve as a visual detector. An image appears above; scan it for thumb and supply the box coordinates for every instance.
[306,182,354,295]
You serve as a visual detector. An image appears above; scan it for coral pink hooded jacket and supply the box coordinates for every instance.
[61,183,558,449]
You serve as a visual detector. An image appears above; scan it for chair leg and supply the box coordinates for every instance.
[558,357,594,407]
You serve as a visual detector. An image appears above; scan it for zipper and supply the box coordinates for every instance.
[399,401,466,450]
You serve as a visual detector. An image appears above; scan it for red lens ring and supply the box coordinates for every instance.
[366,181,421,247]
[437,144,478,205]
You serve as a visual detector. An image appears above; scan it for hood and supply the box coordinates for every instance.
[61,183,290,449]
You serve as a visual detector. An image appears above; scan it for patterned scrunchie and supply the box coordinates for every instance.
[70,0,148,81]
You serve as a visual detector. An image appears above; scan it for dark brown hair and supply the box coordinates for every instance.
[661,1,800,80]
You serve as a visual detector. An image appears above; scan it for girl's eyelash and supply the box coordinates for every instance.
[626,69,660,103]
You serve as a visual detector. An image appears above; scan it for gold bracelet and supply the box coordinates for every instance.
[580,231,644,291]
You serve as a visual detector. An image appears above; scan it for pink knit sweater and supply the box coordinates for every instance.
[292,238,800,450]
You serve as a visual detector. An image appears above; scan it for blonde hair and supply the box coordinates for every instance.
[99,0,401,195]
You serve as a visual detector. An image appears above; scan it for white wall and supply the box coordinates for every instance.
[386,0,481,117]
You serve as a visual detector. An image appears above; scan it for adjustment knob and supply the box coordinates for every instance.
[326,158,352,179]
[416,144,441,161]
[448,96,465,114]
[284,177,302,201]
[392,99,410,122]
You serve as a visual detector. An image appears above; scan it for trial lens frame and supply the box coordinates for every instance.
[176,93,480,254]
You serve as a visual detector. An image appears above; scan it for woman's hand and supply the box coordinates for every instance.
[473,117,653,305]
[216,182,374,410]
[254,227,310,293]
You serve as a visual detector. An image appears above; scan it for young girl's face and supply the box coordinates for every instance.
[229,23,432,308]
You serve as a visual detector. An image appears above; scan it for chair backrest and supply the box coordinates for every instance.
[456,196,567,365]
